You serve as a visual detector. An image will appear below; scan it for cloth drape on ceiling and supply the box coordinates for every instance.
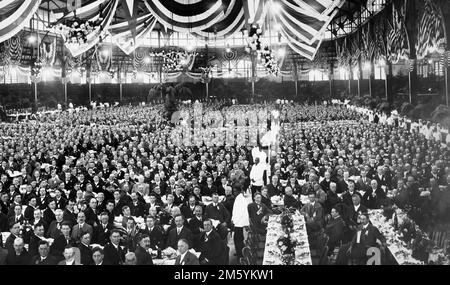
[53,0,119,57]
[109,14,157,55]
[0,0,42,44]
[144,0,226,33]
[274,0,345,60]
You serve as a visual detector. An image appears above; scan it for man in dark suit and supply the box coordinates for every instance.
[84,198,99,227]
[5,221,21,254]
[188,205,205,250]
[140,216,165,250]
[50,222,76,262]
[46,209,65,239]
[175,238,199,265]
[71,211,94,242]
[8,204,25,227]
[28,222,45,257]
[338,213,386,265]
[129,192,146,217]
[63,199,77,228]
[266,175,283,197]
[24,197,38,221]
[93,212,114,246]
[5,237,31,265]
[204,193,230,239]
[134,234,154,265]
[356,170,371,192]
[198,219,226,265]
[103,229,126,265]
[362,180,387,209]
[247,192,273,234]
[201,176,218,197]
[300,193,324,233]
[325,207,346,255]
[180,196,198,220]
[92,247,109,265]
[346,194,368,230]
[31,240,58,265]
[78,232,93,265]
[284,186,301,210]
[166,215,194,249]
[341,180,363,207]
[0,203,8,232]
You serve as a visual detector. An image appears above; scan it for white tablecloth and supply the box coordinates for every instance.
[369,209,423,265]
[262,212,312,265]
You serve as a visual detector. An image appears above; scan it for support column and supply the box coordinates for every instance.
[385,61,394,104]
[251,52,256,102]
[348,64,353,96]
[369,59,375,98]
[445,55,449,106]
[357,58,363,97]
[406,0,418,105]
[205,82,209,100]
[329,60,334,100]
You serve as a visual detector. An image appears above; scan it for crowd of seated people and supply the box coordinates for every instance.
[0,102,449,265]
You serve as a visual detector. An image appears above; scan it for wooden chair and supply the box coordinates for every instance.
[242,246,256,265]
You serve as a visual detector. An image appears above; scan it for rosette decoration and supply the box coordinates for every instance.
[247,24,262,52]
[199,67,212,84]
[53,0,120,57]
[0,0,41,44]
[261,46,280,75]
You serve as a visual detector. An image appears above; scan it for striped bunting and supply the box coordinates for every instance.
[193,0,245,39]
[144,0,226,33]
[0,0,42,44]
[274,0,345,60]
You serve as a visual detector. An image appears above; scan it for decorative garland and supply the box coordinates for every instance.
[151,50,198,72]
[277,208,298,265]
[246,24,280,76]
[55,17,104,45]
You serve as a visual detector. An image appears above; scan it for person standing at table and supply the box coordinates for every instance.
[175,239,199,265]
[204,193,230,240]
[250,158,266,196]
[232,188,251,259]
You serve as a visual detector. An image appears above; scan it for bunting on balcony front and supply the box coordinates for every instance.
[0,0,42,44]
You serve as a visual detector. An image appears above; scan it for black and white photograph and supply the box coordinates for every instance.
[0,0,450,272]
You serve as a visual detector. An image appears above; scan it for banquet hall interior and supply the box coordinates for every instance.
[0,0,450,266]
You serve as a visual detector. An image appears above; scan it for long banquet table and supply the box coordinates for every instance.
[369,209,449,265]
[262,211,312,265]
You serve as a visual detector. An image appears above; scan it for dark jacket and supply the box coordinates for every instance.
[166,226,194,249]
[30,254,58,265]
[174,250,200,265]
[198,230,225,265]
[135,245,154,265]
[103,242,125,265]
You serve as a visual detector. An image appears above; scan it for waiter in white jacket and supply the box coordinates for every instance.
[232,188,251,258]
[250,157,266,195]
